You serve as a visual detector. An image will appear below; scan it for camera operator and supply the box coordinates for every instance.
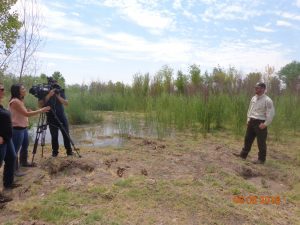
[38,78,73,157]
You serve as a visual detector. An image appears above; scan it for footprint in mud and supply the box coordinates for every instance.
[117,167,126,177]
[141,168,148,176]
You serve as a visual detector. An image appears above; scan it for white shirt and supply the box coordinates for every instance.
[247,94,275,126]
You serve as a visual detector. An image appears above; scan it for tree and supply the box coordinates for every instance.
[268,76,281,96]
[227,66,242,94]
[156,65,173,94]
[189,64,202,87]
[132,73,149,97]
[39,72,47,80]
[175,70,188,95]
[243,72,262,95]
[16,0,43,80]
[52,71,65,87]
[0,0,22,70]
[211,66,227,93]
[278,61,300,92]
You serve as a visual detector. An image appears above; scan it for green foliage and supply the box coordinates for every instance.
[52,71,66,87]
[2,62,300,139]
[0,0,22,57]
[243,72,262,95]
[132,72,149,97]
[189,64,202,86]
[230,94,248,136]
[65,93,103,125]
[271,96,285,141]
[212,66,227,90]
[156,65,173,94]
[278,61,300,91]
[175,70,188,94]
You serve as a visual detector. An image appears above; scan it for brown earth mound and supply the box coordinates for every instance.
[40,158,95,175]
[237,165,262,179]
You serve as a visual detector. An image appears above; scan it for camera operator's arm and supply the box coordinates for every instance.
[44,90,56,104]
[56,93,69,106]
[38,89,55,108]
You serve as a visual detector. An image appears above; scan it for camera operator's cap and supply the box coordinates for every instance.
[255,82,266,89]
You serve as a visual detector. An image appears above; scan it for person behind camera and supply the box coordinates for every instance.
[38,78,73,157]
[9,84,50,176]
[0,82,21,195]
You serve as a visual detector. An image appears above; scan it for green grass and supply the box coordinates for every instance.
[28,188,86,223]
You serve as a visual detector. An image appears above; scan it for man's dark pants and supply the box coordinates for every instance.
[0,139,16,187]
[48,116,72,155]
[241,119,267,162]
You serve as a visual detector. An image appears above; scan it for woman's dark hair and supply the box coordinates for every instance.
[10,84,24,100]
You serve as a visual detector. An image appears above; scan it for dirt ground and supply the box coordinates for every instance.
[0,131,299,225]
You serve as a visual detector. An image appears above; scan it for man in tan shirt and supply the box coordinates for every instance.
[234,82,275,164]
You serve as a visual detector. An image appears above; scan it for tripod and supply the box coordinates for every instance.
[31,109,81,163]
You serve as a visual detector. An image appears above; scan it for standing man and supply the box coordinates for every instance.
[39,78,73,157]
[234,82,275,164]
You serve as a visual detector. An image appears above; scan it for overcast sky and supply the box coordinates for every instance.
[23,0,300,84]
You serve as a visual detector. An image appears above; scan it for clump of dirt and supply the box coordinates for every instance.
[0,203,6,209]
[139,139,166,150]
[40,158,95,175]
[215,145,223,151]
[104,158,118,168]
[237,165,262,179]
[141,168,148,176]
[117,167,126,177]
[100,191,116,201]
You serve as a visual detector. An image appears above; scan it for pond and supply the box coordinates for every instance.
[28,118,174,148]
[29,122,125,148]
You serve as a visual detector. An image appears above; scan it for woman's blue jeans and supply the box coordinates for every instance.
[12,128,29,165]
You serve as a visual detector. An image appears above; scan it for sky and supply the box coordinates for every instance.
[19,0,300,84]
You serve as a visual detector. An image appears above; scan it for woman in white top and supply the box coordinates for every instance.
[9,84,50,176]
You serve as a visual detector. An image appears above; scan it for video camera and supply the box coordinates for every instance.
[29,77,64,99]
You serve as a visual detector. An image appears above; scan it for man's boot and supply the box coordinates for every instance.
[66,149,73,156]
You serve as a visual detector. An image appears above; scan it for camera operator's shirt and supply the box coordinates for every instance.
[41,92,67,123]
[0,105,13,143]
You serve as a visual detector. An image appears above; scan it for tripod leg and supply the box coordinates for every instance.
[31,131,40,164]
[31,113,48,163]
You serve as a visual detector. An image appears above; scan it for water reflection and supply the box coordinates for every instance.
[29,123,124,148]
[29,118,174,148]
